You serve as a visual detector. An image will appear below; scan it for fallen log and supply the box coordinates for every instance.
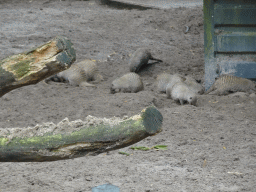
[0,106,163,162]
[0,36,76,97]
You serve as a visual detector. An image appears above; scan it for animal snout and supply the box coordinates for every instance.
[189,97,197,106]
[110,86,116,94]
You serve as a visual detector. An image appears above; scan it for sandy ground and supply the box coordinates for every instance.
[0,0,256,191]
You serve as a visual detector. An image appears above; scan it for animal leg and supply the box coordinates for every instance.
[93,74,104,82]
[217,89,230,96]
[207,90,219,95]
[179,99,184,105]
[79,82,96,87]
[208,87,229,96]
[205,86,215,95]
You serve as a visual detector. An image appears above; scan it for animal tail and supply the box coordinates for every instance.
[150,56,163,63]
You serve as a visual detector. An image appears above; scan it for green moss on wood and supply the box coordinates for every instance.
[10,58,35,79]
[0,119,142,149]
[0,137,9,145]
[0,106,163,162]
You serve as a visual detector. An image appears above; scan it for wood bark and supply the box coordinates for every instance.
[0,106,163,162]
[0,36,76,97]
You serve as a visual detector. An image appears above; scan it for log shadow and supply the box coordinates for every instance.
[95,0,154,10]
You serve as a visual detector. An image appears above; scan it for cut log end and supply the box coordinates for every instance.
[0,36,76,97]
[141,106,163,135]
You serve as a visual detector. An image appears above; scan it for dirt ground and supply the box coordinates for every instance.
[0,0,255,191]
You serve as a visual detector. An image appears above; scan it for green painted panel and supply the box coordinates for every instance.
[215,0,256,5]
[233,63,256,79]
[205,0,256,90]
[204,0,217,91]
[214,7,256,25]
[204,0,215,60]
[216,33,256,52]
[218,62,256,79]
[215,27,256,33]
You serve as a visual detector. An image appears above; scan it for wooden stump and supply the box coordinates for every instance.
[0,36,76,97]
[0,106,163,162]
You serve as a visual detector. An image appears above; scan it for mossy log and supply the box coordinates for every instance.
[0,36,76,97]
[0,106,163,162]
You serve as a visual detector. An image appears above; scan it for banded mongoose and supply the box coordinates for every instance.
[155,73,173,93]
[45,59,103,87]
[184,76,204,95]
[205,74,256,95]
[129,48,162,73]
[164,73,186,94]
[110,72,144,94]
[167,82,197,106]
